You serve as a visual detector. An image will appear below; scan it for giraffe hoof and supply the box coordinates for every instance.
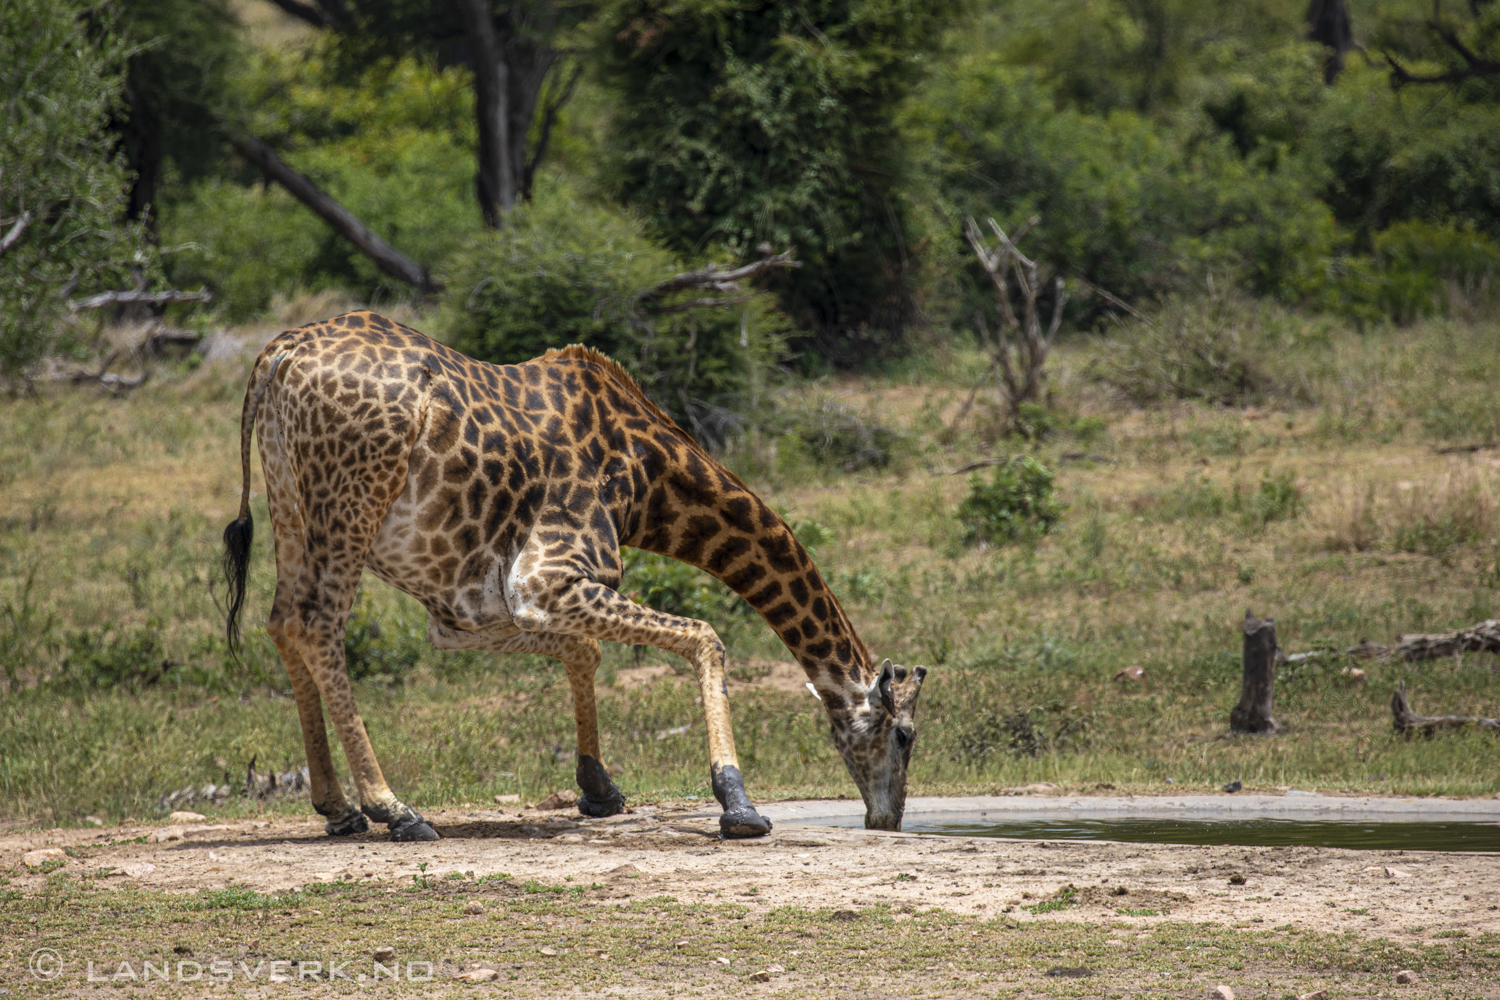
[324,809,370,837]
[719,808,772,839]
[389,818,439,842]
[578,790,626,818]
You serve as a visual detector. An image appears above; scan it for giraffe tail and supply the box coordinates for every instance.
[222,350,281,656]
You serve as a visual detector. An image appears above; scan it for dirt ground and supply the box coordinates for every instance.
[7,801,1498,940]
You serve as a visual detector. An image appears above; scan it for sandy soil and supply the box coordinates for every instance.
[7,801,1498,941]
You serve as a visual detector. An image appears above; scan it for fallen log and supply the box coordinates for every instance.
[1287,619,1500,665]
[1391,681,1500,737]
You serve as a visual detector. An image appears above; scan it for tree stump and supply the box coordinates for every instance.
[1231,610,1283,734]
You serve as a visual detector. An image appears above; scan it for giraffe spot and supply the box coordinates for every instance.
[805,639,833,659]
[747,580,782,606]
[674,514,721,563]
[788,576,810,605]
[705,535,751,574]
[724,562,765,591]
[763,602,797,627]
[811,596,829,621]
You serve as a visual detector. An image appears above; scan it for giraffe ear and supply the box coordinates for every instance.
[876,658,896,716]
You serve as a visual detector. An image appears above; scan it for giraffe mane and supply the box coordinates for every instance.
[542,344,693,440]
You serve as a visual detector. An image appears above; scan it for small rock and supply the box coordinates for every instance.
[716,956,732,965]
[1340,666,1367,684]
[539,948,558,957]
[607,864,643,879]
[22,848,66,868]
[675,940,691,948]
[1211,987,1235,1000]
[373,946,396,963]
[1228,874,1246,885]
[169,811,207,823]
[1113,665,1145,683]
[1222,780,1242,794]
[494,793,520,804]
[457,968,498,982]
[464,901,484,915]
[183,825,232,838]
[555,833,585,843]
[1385,867,1411,878]
[148,826,184,843]
[1284,789,1322,798]
[119,862,156,878]
[84,816,104,827]
[765,964,784,974]
[1298,990,1329,1000]
[536,789,578,811]
[1395,970,1418,985]
[748,971,771,983]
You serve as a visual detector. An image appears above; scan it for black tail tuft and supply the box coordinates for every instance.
[222,515,254,656]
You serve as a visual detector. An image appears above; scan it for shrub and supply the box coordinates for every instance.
[1324,222,1500,326]
[58,620,170,691]
[0,0,148,379]
[1243,472,1304,529]
[440,182,786,444]
[958,457,1063,547]
[1391,469,1499,559]
[343,589,424,684]
[1093,293,1276,406]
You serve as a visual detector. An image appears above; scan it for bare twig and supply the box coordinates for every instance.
[641,250,799,303]
[0,210,34,258]
[68,288,213,312]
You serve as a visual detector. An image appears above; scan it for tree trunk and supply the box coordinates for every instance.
[227,132,440,296]
[1391,681,1500,737]
[1231,610,1283,734]
[1307,0,1353,83]
[454,0,515,227]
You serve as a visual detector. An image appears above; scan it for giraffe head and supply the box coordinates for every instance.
[828,658,928,831]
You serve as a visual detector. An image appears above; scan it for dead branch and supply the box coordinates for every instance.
[0,210,33,258]
[226,130,440,295]
[640,250,799,304]
[62,351,148,394]
[1286,618,1500,664]
[1391,680,1500,737]
[67,288,213,312]
[1385,1,1500,87]
[957,215,1067,435]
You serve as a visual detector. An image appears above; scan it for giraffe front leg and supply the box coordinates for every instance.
[687,630,772,838]
[524,579,770,838]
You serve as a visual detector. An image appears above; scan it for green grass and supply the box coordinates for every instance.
[1,872,1494,996]
[3,312,1500,827]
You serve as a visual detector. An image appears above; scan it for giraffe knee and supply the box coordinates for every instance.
[512,607,549,633]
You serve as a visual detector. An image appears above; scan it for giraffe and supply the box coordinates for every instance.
[222,310,927,841]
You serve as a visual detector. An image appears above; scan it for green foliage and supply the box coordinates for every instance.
[1243,471,1303,528]
[0,0,149,378]
[957,457,1063,547]
[1326,221,1500,326]
[596,0,958,362]
[952,703,1090,765]
[907,53,1340,321]
[162,53,480,318]
[112,0,244,219]
[343,589,425,684]
[58,619,170,692]
[440,181,786,438]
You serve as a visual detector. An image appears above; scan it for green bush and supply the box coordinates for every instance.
[0,0,148,378]
[1094,293,1276,406]
[58,620,170,691]
[596,0,958,363]
[1243,472,1303,529]
[958,457,1063,547]
[160,53,480,319]
[439,182,786,442]
[343,590,425,684]
[1324,222,1500,326]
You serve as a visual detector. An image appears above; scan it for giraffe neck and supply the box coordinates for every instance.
[626,471,873,714]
